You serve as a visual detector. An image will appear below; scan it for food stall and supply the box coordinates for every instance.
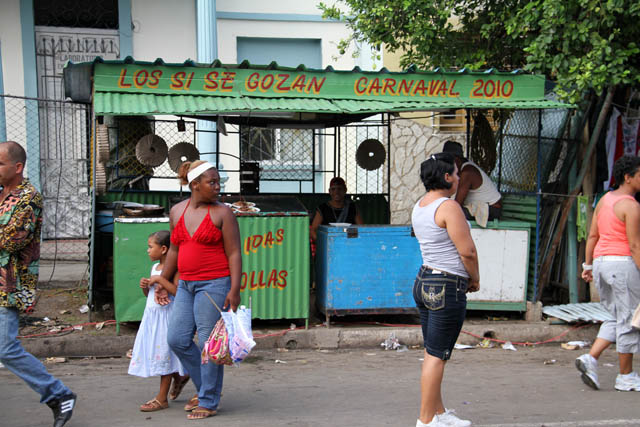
[315,220,530,324]
[62,58,572,323]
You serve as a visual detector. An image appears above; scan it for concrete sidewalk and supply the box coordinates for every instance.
[27,260,600,358]
[20,320,600,358]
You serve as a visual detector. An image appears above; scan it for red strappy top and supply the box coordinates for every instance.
[171,201,230,281]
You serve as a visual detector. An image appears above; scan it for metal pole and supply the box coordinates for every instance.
[498,111,504,192]
[465,109,471,157]
[534,109,542,301]
[387,113,391,223]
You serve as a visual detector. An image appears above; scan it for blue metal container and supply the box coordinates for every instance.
[315,225,422,322]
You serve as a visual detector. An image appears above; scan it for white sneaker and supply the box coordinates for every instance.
[615,371,640,391]
[416,414,448,427]
[575,353,600,390]
[439,408,472,426]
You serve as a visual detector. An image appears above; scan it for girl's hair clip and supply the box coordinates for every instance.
[430,155,437,161]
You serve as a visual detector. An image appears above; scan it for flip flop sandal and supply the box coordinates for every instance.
[187,407,217,420]
[170,375,190,400]
[140,398,169,412]
[184,394,199,412]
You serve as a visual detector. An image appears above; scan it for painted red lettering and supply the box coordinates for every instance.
[148,70,162,88]
[245,72,260,91]
[484,80,496,98]
[398,80,414,96]
[259,74,274,92]
[277,270,288,289]
[382,78,396,95]
[437,80,448,97]
[367,78,382,95]
[291,75,306,92]
[133,70,148,89]
[354,77,368,95]
[308,76,326,94]
[205,71,219,91]
[275,228,284,243]
[471,79,484,98]
[502,80,513,97]
[448,79,459,97]
[268,269,278,288]
[413,79,427,96]
[275,74,291,93]
[117,69,132,88]
[220,72,235,91]
[170,72,186,89]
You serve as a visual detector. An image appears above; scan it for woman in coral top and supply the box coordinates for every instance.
[578,155,640,392]
[157,160,241,419]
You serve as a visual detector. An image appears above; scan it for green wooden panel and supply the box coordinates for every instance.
[238,216,309,320]
[113,220,170,330]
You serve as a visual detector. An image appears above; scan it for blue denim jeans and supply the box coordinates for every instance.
[412,266,468,360]
[167,277,230,410]
[0,307,72,403]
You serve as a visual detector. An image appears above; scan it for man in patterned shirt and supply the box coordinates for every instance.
[0,141,77,427]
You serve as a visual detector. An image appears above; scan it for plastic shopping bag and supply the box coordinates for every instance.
[201,317,233,366]
[221,306,256,364]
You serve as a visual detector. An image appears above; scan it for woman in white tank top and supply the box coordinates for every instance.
[411,152,480,427]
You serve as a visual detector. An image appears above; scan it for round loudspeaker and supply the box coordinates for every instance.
[135,134,168,167]
[96,124,110,164]
[168,142,200,172]
[356,139,386,171]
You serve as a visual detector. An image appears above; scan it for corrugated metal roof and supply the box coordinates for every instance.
[542,302,615,323]
[94,92,570,115]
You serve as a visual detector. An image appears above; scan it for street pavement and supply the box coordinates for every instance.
[1,346,640,426]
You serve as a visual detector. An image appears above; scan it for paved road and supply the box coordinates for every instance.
[1,345,639,426]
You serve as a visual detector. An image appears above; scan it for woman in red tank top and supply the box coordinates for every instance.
[157,160,241,419]
[577,155,640,392]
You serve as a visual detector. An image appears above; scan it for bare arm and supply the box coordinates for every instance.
[149,271,180,296]
[160,204,180,282]
[454,168,474,206]
[220,205,242,311]
[437,199,480,291]
[623,201,640,270]
[156,204,181,305]
[354,205,364,225]
[582,202,600,282]
[310,209,323,241]
[140,277,150,297]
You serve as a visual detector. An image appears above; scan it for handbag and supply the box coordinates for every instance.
[201,293,233,366]
[632,303,640,330]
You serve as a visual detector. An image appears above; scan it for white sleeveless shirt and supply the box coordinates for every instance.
[412,197,469,278]
[461,161,501,205]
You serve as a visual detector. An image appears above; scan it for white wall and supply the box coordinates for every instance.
[0,0,26,96]
[217,0,335,15]
[131,0,197,62]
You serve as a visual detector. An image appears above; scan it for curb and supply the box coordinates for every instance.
[20,322,601,358]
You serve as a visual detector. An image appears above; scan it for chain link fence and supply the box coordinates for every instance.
[1,94,91,261]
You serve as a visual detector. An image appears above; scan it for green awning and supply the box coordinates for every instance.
[65,58,574,123]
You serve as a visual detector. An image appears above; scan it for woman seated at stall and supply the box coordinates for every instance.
[310,177,363,241]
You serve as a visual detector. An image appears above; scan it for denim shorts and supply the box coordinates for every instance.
[412,265,468,360]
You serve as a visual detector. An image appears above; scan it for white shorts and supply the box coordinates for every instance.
[594,256,640,353]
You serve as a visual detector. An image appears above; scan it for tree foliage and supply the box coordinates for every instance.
[320,0,640,102]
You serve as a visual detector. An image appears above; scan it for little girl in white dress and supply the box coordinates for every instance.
[128,230,189,412]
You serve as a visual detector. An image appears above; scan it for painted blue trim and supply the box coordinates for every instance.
[0,41,6,141]
[197,0,218,62]
[118,0,133,58]
[217,12,338,22]
[195,0,218,166]
[19,0,40,190]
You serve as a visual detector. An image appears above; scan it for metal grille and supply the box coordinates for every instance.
[1,95,91,261]
[107,117,196,189]
[241,127,315,181]
[337,116,389,194]
[491,108,570,193]
[34,0,119,29]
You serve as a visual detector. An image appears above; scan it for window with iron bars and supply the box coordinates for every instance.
[240,126,315,181]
